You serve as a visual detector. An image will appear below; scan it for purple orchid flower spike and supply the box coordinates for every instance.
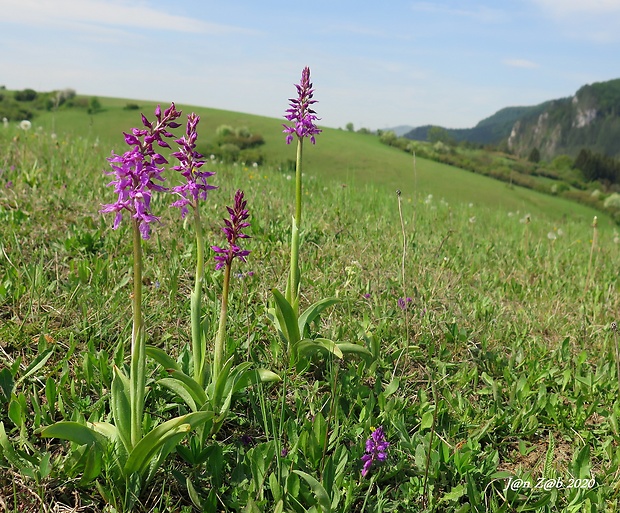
[100,103,182,239]
[211,190,251,270]
[170,112,217,218]
[283,66,322,145]
[361,426,390,478]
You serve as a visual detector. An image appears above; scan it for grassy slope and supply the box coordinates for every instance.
[31,96,611,228]
[3,95,620,512]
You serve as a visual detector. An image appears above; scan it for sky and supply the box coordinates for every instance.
[2,0,620,131]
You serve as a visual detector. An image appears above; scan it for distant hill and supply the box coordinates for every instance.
[385,125,415,137]
[403,78,620,159]
[402,104,547,146]
[507,79,620,159]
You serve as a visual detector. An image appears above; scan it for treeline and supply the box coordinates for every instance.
[0,87,78,121]
[574,148,620,185]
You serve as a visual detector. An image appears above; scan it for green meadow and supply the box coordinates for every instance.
[26,96,612,225]
[1,95,620,512]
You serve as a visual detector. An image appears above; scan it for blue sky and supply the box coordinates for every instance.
[2,0,620,131]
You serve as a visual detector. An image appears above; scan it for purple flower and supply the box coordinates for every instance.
[361,426,389,478]
[211,190,251,270]
[100,103,182,239]
[281,446,288,457]
[170,113,217,218]
[398,297,413,310]
[283,67,322,145]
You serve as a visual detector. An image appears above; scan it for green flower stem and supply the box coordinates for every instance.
[191,202,207,386]
[213,261,231,382]
[130,218,145,448]
[288,136,303,314]
[295,136,303,230]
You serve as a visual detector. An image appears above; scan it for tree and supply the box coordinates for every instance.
[528,147,541,163]
[428,126,453,145]
[88,96,102,114]
[345,122,354,132]
[14,88,37,101]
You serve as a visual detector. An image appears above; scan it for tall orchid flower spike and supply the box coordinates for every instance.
[170,112,217,386]
[282,67,321,312]
[211,190,251,380]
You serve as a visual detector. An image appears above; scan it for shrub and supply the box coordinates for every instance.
[219,143,240,162]
[239,148,264,165]
[603,192,620,209]
[124,103,140,110]
[216,124,235,137]
[14,88,37,101]
[87,97,102,114]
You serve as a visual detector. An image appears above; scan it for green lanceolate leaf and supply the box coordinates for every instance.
[298,298,339,337]
[145,345,181,372]
[272,288,301,345]
[232,367,281,395]
[158,378,198,412]
[336,343,373,359]
[0,368,14,404]
[293,470,332,513]
[212,357,235,414]
[0,421,20,466]
[111,365,132,452]
[297,338,344,360]
[15,347,54,386]
[90,421,118,441]
[159,369,209,411]
[39,421,107,447]
[124,411,214,476]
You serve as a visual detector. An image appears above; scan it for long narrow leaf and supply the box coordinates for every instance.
[39,421,107,447]
[111,366,132,452]
[0,422,20,467]
[165,370,208,407]
[16,347,54,385]
[297,338,344,360]
[336,343,373,359]
[158,378,198,412]
[298,298,339,336]
[124,411,213,475]
[90,421,118,440]
[272,289,301,344]
[145,345,180,372]
[293,470,332,513]
[232,368,281,396]
[212,356,235,411]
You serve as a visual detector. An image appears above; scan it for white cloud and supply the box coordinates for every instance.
[503,58,540,69]
[3,0,253,34]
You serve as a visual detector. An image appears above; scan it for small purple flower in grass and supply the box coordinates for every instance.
[170,113,217,217]
[283,67,322,144]
[100,103,182,239]
[211,190,251,270]
[361,426,389,478]
[398,297,413,310]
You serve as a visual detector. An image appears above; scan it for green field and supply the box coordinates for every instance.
[1,97,620,512]
[26,95,612,227]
